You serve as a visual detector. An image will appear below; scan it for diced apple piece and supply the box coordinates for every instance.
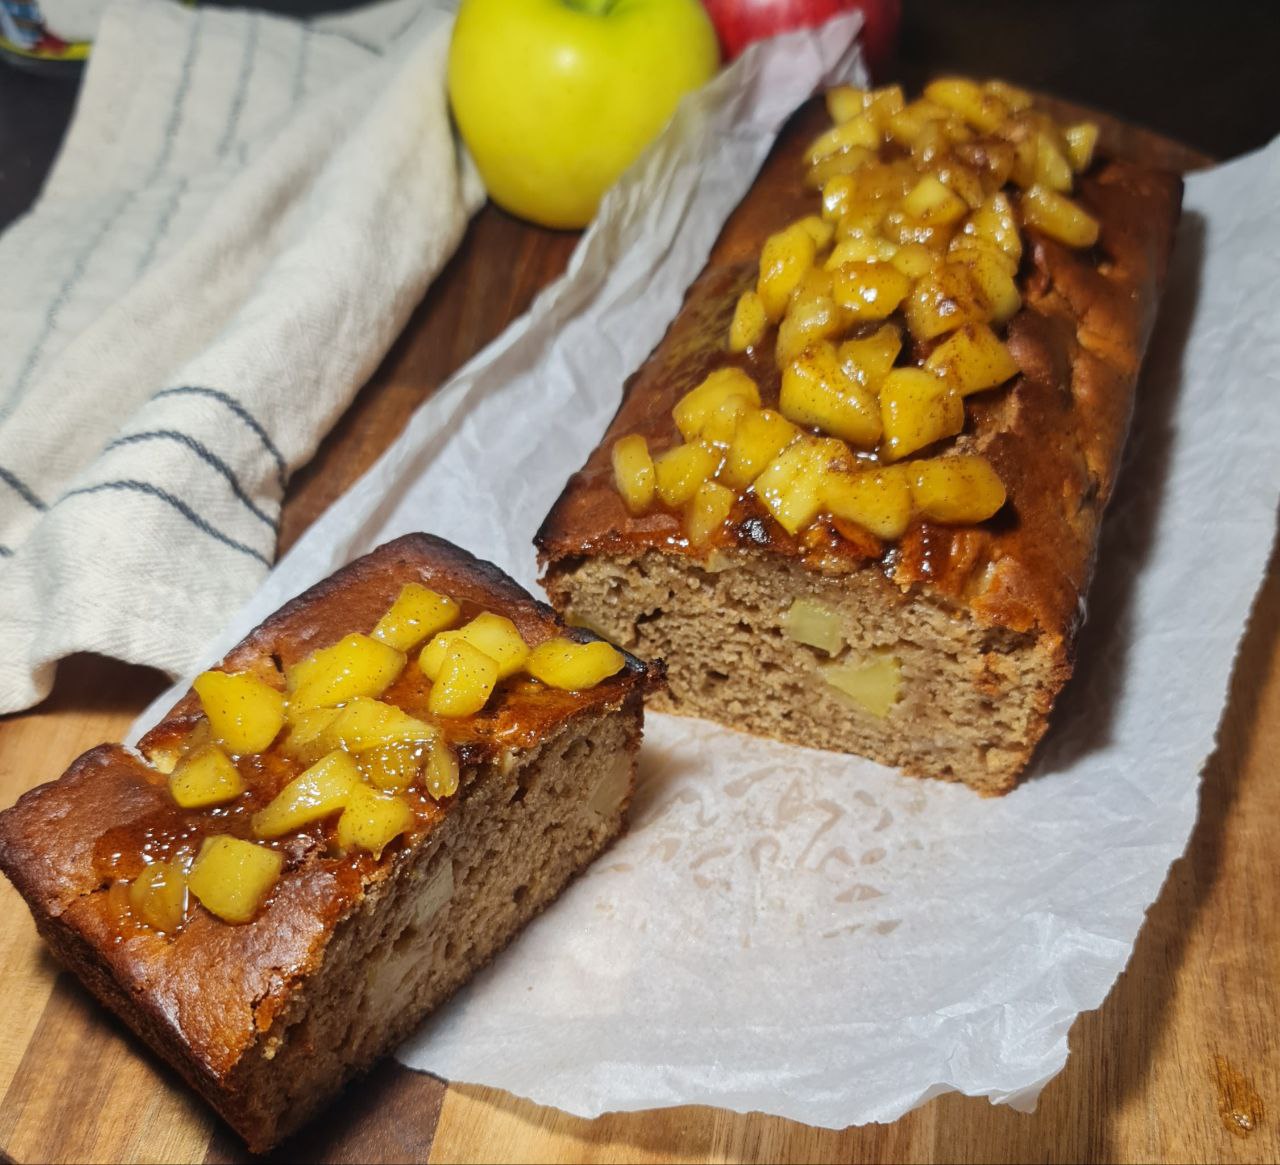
[924,323,1020,395]
[889,242,936,279]
[845,158,914,205]
[452,612,529,680]
[956,138,1016,191]
[806,112,881,165]
[824,235,899,269]
[673,368,761,440]
[527,638,626,690]
[728,290,768,353]
[280,705,342,765]
[902,173,969,226]
[795,214,835,251]
[838,324,902,392]
[934,160,986,210]
[908,454,1007,523]
[776,290,842,367]
[758,223,817,321]
[923,77,1008,132]
[188,836,283,925]
[1064,122,1099,172]
[371,584,460,653]
[424,738,460,800]
[193,670,285,756]
[781,596,846,655]
[983,79,1033,112]
[780,341,883,447]
[821,174,858,221]
[129,861,187,933]
[837,209,891,242]
[879,369,965,461]
[865,84,906,122]
[821,466,913,539]
[722,408,799,489]
[963,191,1022,268]
[253,750,361,839]
[1034,131,1074,192]
[326,697,436,752]
[826,84,869,124]
[831,262,912,322]
[653,440,721,509]
[792,266,835,301]
[700,396,751,447]
[806,146,875,190]
[885,98,949,147]
[949,236,1018,283]
[358,740,426,793]
[426,639,500,717]
[903,263,989,340]
[753,435,850,534]
[880,206,958,251]
[960,246,1021,322]
[1021,185,1099,247]
[685,480,735,546]
[287,634,406,710]
[336,784,414,860]
[906,120,948,168]
[938,115,975,146]
[1004,127,1036,187]
[169,745,245,810]
[612,433,655,515]
[821,653,903,717]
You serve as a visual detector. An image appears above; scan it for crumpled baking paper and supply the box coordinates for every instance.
[135,18,1280,1128]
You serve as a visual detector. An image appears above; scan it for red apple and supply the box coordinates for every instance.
[701,0,900,78]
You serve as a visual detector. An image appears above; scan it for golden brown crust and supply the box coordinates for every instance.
[536,102,1183,655]
[0,533,655,1145]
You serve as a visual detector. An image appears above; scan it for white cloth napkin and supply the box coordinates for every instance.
[0,0,483,712]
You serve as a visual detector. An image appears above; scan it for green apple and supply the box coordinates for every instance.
[448,0,720,229]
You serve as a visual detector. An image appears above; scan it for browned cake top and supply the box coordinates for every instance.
[0,534,650,1082]
[537,92,1182,644]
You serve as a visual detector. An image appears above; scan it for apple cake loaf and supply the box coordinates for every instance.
[537,80,1182,794]
[0,534,655,1152]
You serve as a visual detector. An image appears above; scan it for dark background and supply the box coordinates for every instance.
[2,0,1278,228]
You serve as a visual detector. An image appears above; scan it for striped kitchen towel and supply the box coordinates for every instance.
[0,0,484,712]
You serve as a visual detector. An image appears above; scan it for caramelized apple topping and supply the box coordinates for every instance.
[138,581,630,930]
[609,81,1102,550]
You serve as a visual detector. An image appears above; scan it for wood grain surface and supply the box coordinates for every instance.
[0,97,1275,1165]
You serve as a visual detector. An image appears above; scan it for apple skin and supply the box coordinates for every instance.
[448,0,720,230]
[701,0,900,78]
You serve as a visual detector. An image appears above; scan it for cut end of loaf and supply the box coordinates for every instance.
[544,549,1068,795]
[221,707,640,1151]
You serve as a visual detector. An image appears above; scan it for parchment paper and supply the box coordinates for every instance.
[135,20,1280,1127]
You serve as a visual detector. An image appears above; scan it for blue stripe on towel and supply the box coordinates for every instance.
[149,9,205,184]
[134,175,190,277]
[152,386,288,491]
[217,13,260,158]
[0,467,48,512]
[61,480,272,565]
[290,23,313,108]
[104,430,278,529]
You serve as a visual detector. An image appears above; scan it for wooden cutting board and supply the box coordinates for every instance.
[0,101,1275,1165]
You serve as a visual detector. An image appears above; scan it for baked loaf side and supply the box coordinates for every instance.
[0,534,653,1151]
[538,83,1182,793]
